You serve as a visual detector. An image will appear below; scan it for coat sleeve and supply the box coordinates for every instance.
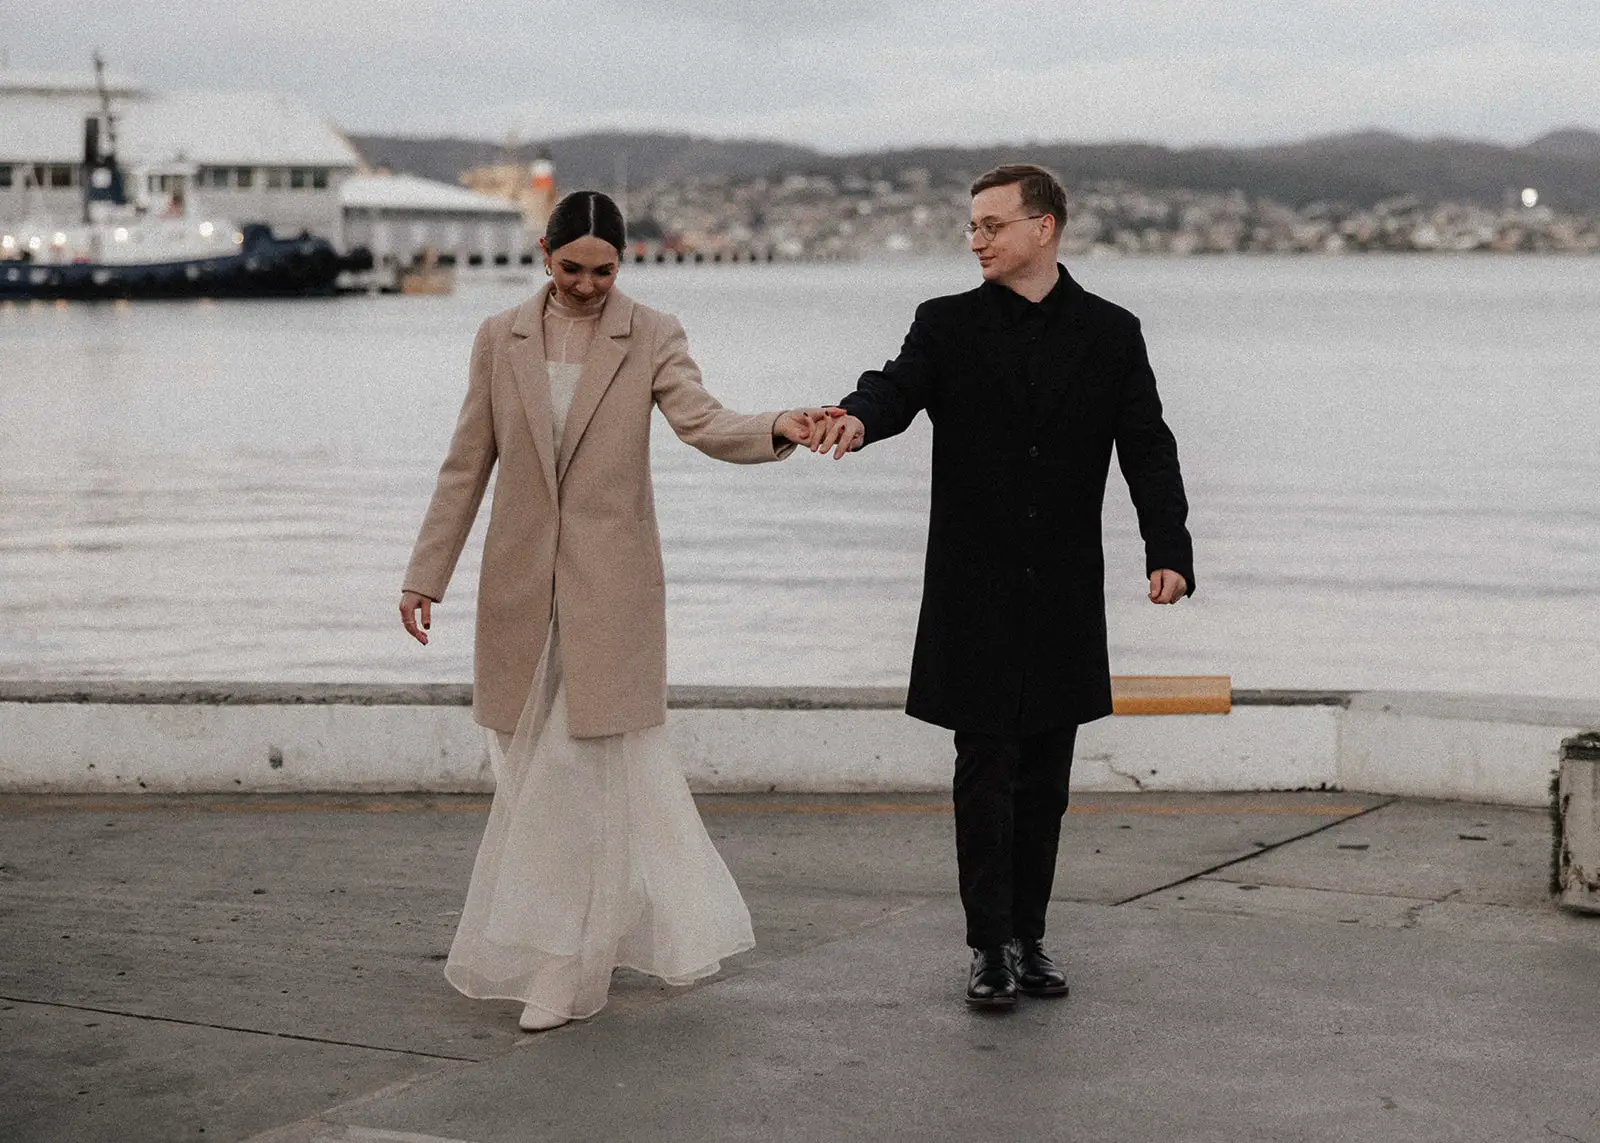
[401,317,499,602]
[651,314,795,464]
[1114,320,1196,596]
[836,301,939,447]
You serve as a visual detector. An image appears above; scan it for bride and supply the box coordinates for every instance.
[399,190,822,1030]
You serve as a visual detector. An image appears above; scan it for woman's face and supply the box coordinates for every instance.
[542,235,620,308]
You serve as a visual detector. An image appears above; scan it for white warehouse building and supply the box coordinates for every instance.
[1,69,527,263]
[341,173,527,267]
[1,70,361,244]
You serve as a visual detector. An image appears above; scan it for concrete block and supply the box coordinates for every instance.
[670,708,953,792]
[1556,732,1600,914]
[1338,692,1600,806]
[0,701,493,794]
[1073,704,1340,792]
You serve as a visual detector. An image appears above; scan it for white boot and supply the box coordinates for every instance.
[518,1002,569,1032]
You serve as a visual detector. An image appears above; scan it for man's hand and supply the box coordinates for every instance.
[773,408,832,447]
[1148,570,1187,605]
[810,407,865,459]
[400,590,434,644]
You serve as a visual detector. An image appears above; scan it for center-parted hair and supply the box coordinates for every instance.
[970,164,1067,228]
[544,190,627,255]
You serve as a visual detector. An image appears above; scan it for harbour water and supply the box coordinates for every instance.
[2,254,1597,697]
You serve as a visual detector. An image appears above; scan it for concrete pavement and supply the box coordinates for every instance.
[2,791,1597,1142]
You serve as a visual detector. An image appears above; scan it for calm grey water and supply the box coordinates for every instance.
[2,254,1596,697]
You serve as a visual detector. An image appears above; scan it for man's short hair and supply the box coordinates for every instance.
[969,164,1067,228]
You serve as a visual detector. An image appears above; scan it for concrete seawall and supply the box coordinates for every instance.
[2,682,1597,805]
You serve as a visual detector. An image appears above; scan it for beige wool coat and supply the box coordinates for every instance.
[403,285,793,736]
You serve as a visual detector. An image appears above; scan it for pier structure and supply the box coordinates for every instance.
[1,784,1592,1141]
[2,681,1595,807]
[2,679,1596,1139]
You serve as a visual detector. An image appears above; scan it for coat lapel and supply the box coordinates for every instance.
[507,287,559,504]
[1031,270,1094,430]
[556,291,634,484]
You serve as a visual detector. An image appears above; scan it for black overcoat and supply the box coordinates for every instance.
[838,267,1194,735]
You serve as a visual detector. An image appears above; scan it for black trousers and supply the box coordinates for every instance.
[952,724,1078,949]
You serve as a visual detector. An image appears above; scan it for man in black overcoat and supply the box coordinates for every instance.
[811,164,1195,1008]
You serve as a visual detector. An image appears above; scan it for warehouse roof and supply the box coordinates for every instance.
[340,173,523,215]
[0,76,361,167]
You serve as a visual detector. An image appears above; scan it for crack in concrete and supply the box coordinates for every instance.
[1400,888,1465,930]
[1102,759,1148,792]
[1110,798,1400,907]
[0,994,480,1063]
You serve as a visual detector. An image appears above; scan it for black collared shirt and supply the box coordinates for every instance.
[983,267,1067,419]
[986,266,1066,330]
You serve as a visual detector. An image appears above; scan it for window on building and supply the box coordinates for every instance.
[312,168,329,190]
[266,167,285,189]
[235,167,254,189]
[50,165,76,188]
[201,167,231,189]
[0,165,12,188]
[289,168,307,190]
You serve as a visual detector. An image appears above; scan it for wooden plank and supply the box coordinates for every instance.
[1111,675,1232,715]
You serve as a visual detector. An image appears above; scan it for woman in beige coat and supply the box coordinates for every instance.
[400,191,820,1032]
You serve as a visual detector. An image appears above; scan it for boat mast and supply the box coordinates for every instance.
[85,50,128,221]
[92,50,120,160]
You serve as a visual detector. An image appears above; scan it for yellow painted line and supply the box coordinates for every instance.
[0,799,1368,817]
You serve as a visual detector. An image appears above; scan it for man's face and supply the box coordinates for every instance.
[968,184,1052,285]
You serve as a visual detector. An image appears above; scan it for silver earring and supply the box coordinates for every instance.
[543,264,552,276]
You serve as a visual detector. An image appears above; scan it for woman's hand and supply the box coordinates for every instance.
[773,408,831,447]
[400,590,434,645]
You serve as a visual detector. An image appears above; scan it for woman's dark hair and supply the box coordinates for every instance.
[544,190,627,255]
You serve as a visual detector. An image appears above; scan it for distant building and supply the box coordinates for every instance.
[0,69,361,245]
[460,152,558,236]
[341,173,527,266]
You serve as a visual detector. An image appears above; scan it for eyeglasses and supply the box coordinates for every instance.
[962,214,1047,241]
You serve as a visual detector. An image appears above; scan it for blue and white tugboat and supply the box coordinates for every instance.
[0,55,356,300]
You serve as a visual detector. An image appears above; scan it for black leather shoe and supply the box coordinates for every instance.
[1012,938,1069,997]
[965,945,1018,1008]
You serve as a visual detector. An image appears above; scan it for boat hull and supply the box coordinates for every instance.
[0,231,344,301]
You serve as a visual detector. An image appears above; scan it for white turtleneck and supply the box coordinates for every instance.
[541,289,605,450]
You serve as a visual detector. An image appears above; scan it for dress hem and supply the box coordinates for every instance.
[444,937,754,1011]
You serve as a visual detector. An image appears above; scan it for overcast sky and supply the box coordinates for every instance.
[9,2,1598,150]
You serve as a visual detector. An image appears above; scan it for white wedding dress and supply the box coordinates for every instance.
[443,293,754,1024]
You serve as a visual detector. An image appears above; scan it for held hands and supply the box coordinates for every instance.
[773,407,864,458]
[1148,570,1188,605]
[773,408,830,447]
[807,406,864,459]
[400,590,433,645]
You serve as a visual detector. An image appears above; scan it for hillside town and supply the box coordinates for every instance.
[624,170,1600,260]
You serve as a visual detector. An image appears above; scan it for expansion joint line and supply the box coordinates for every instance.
[1109,797,1400,907]
[0,995,479,1062]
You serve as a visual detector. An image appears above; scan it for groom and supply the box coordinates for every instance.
[812,164,1194,1008]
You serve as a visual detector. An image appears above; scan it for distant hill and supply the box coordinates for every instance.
[1523,128,1600,161]
[346,131,818,191]
[347,128,1600,212]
